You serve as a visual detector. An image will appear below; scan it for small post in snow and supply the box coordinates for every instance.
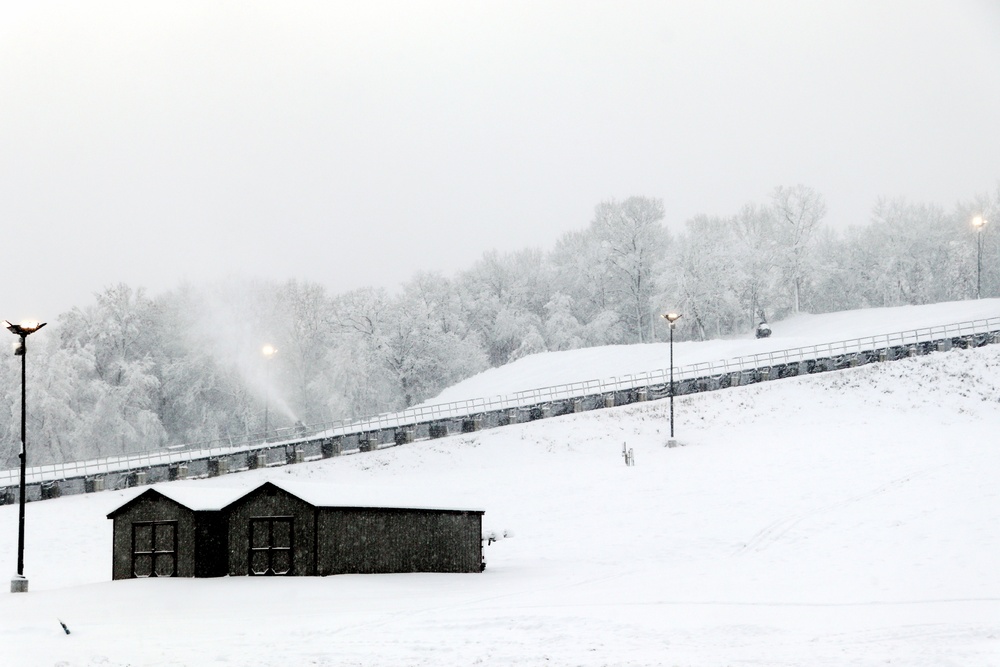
[622,442,634,467]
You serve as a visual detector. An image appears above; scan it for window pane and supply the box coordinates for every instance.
[134,554,152,578]
[154,524,175,552]
[250,550,270,575]
[272,520,291,548]
[271,550,291,575]
[251,522,269,548]
[154,553,176,577]
[134,524,152,552]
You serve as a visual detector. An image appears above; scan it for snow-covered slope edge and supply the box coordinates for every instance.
[426,298,1000,404]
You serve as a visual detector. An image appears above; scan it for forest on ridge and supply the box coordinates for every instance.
[2,183,997,467]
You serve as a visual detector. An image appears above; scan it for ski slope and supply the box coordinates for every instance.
[1,300,998,666]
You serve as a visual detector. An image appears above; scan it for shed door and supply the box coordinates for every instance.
[248,517,293,575]
[132,521,177,578]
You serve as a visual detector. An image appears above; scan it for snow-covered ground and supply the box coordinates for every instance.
[1,300,999,666]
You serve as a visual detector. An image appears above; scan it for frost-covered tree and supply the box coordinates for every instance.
[457,249,550,366]
[328,287,398,417]
[843,199,960,306]
[547,229,633,346]
[275,280,336,423]
[378,297,488,407]
[590,196,668,343]
[663,215,743,340]
[732,202,781,328]
[58,284,166,456]
[398,273,488,402]
[771,185,826,313]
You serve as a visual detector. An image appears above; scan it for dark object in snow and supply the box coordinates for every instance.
[621,442,635,467]
[107,481,485,579]
[58,619,70,635]
[755,321,772,339]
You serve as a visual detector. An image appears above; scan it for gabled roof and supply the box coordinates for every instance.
[107,485,246,519]
[223,480,485,514]
[107,480,484,519]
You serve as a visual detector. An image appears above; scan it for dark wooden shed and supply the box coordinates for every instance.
[108,481,484,580]
[107,487,235,580]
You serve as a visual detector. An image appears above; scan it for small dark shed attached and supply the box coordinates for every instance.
[108,481,485,580]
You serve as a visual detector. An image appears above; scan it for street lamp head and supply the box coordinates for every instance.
[3,320,47,337]
[662,312,682,327]
[261,344,277,358]
[972,215,987,230]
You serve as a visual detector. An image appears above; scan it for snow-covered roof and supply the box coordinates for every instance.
[152,485,247,511]
[108,484,246,516]
[108,480,484,516]
[240,480,485,513]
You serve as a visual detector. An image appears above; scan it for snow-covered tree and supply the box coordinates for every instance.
[590,196,668,343]
[457,249,550,366]
[663,215,743,340]
[732,202,781,328]
[771,185,826,313]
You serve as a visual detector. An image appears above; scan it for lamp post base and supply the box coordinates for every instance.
[10,574,28,593]
[667,439,678,448]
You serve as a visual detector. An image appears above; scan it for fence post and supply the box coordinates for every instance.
[208,458,228,477]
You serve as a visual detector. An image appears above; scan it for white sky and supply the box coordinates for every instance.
[2,1,999,320]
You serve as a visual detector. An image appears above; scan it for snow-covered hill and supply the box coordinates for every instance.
[427,298,1000,403]
[1,300,998,666]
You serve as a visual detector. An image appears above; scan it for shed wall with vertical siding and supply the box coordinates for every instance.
[316,507,483,575]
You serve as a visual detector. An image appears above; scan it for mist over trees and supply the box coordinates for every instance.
[2,186,997,467]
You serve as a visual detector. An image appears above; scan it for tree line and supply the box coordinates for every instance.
[2,184,997,467]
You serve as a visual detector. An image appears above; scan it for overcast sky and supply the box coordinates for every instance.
[2,1,999,321]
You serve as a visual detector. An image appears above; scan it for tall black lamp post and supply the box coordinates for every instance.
[4,319,46,594]
[972,215,988,299]
[661,312,682,447]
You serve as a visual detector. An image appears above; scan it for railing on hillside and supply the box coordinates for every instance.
[2,315,998,489]
[327,315,1000,429]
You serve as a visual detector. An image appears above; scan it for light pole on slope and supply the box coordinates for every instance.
[972,215,988,299]
[661,312,682,448]
[4,319,46,594]
[262,344,277,441]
